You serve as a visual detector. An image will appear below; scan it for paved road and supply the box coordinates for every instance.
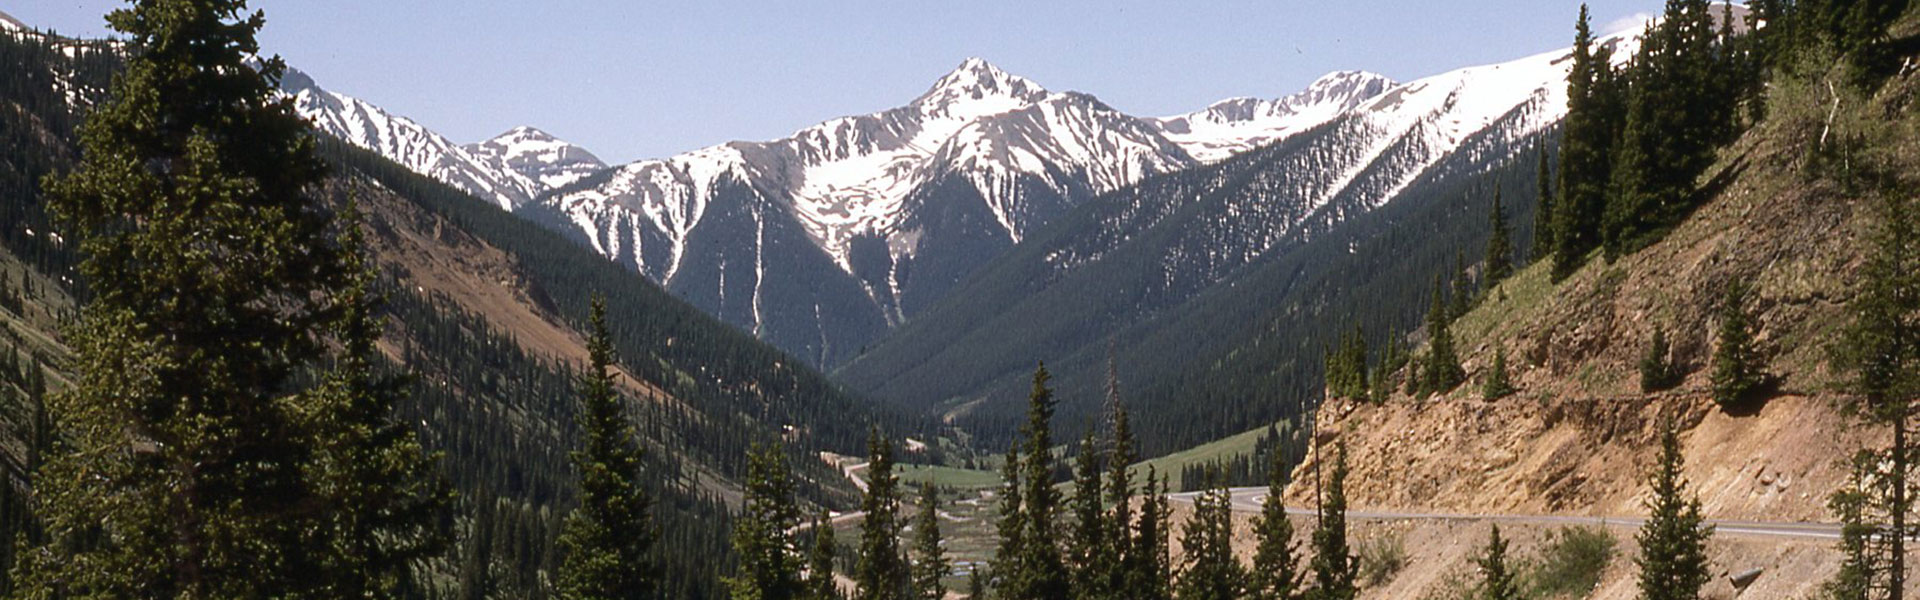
[1167,487,1844,541]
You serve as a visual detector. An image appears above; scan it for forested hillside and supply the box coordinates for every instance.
[0,24,894,599]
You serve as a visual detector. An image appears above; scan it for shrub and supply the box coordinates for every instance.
[1358,530,1409,587]
[1524,526,1617,598]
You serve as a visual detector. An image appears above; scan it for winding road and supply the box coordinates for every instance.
[1165,487,1844,541]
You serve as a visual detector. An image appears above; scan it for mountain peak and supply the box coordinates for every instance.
[916,57,1049,118]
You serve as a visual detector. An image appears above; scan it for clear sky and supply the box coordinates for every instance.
[11,1,1665,165]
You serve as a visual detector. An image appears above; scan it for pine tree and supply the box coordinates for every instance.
[1532,144,1555,263]
[1001,364,1069,600]
[16,0,442,594]
[1485,185,1513,285]
[1104,400,1138,594]
[1831,191,1920,600]
[1710,281,1766,408]
[1250,446,1302,600]
[1325,325,1371,401]
[730,445,805,600]
[992,443,1027,599]
[857,428,909,600]
[1481,344,1515,401]
[1553,4,1608,281]
[1067,432,1111,600]
[307,204,452,598]
[1175,470,1245,600]
[557,296,659,600]
[1634,423,1713,600]
[1639,325,1682,393]
[1450,252,1475,319]
[1310,442,1359,600]
[1476,525,1519,600]
[1130,468,1175,600]
[911,483,950,600]
[1820,454,1873,600]
[969,569,987,600]
[1425,279,1466,395]
[807,513,843,600]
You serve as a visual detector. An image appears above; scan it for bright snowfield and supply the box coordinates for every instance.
[280,68,604,211]
[545,58,1391,285]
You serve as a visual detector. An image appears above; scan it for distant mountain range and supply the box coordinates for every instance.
[278,34,1631,373]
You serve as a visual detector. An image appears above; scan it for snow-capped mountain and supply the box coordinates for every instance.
[463,126,607,191]
[538,58,1221,364]
[1149,70,1395,163]
[838,32,1645,412]
[279,68,589,212]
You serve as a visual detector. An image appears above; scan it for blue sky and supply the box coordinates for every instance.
[12,1,1664,164]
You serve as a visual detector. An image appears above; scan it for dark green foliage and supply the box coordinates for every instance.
[14,0,447,594]
[1481,345,1514,401]
[1450,252,1475,320]
[857,429,909,600]
[911,483,949,600]
[991,443,1026,599]
[1103,398,1138,598]
[1820,455,1873,600]
[730,446,805,600]
[1634,424,1713,600]
[1174,471,1245,600]
[1476,526,1519,600]
[1424,280,1466,395]
[1523,526,1616,599]
[1604,0,1744,261]
[1791,0,1912,84]
[1830,190,1920,599]
[1067,432,1111,600]
[1553,5,1623,281]
[1484,186,1514,284]
[969,569,986,600]
[1710,281,1767,408]
[557,297,659,600]
[807,513,843,600]
[1250,447,1302,600]
[308,209,453,598]
[1310,442,1358,600]
[1531,145,1555,263]
[998,364,1069,600]
[1639,326,1683,393]
[1130,468,1174,600]
[1324,324,1371,401]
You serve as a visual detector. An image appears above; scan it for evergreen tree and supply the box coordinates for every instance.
[1532,145,1555,263]
[1175,471,1245,600]
[1309,443,1358,600]
[856,428,909,600]
[14,0,438,595]
[1325,325,1371,401]
[1104,400,1139,593]
[1820,454,1873,600]
[1832,192,1920,600]
[991,443,1027,600]
[1001,364,1069,600]
[911,483,950,600]
[1485,185,1514,285]
[969,569,987,600]
[1130,468,1174,600]
[1067,432,1111,600]
[807,513,843,600]
[1634,424,1713,600]
[1250,446,1302,600]
[1481,344,1515,401]
[308,202,453,598]
[1476,525,1519,600]
[1710,281,1766,408]
[1605,0,1737,261]
[1554,5,1622,280]
[1425,279,1466,395]
[1450,252,1475,319]
[729,445,805,600]
[1639,325,1682,393]
[557,296,660,600]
